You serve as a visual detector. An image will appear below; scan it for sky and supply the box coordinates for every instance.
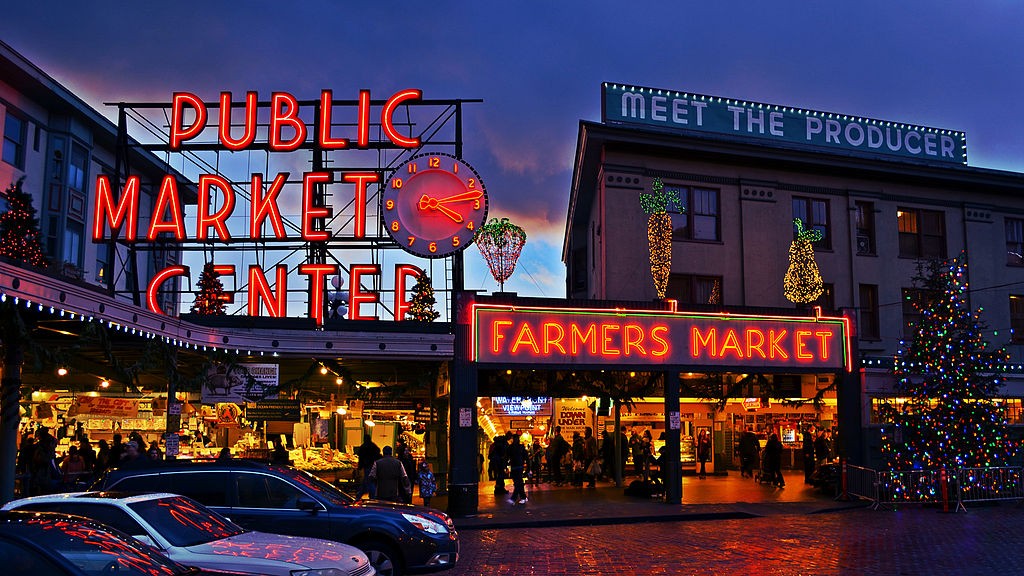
[3,2,1024,304]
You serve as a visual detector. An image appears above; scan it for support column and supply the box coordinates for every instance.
[838,308,864,466]
[447,291,478,517]
[1,317,24,505]
[662,370,682,504]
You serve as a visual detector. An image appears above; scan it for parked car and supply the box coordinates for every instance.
[0,508,239,576]
[3,492,375,576]
[91,459,459,576]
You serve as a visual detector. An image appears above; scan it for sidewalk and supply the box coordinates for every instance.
[432,473,867,530]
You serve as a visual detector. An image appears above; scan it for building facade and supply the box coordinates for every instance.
[565,83,1024,468]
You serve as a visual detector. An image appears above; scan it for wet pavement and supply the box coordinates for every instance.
[427,474,1024,575]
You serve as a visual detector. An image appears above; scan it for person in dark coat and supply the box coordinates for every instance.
[355,435,381,499]
[508,434,528,504]
[367,446,410,503]
[696,429,712,479]
[737,427,760,479]
[802,425,816,484]
[549,426,569,486]
[489,434,509,495]
[395,439,417,503]
[763,433,785,487]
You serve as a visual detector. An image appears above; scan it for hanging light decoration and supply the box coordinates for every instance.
[474,217,527,292]
[639,177,682,299]
[783,218,824,304]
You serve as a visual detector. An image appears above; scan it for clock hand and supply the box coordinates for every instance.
[418,195,464,223]
[435,190,483,205]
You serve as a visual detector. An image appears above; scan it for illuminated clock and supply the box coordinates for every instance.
[381,153,488,258]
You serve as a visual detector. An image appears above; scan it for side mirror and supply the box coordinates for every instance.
[296,496,318,512]
[134,534,163,551]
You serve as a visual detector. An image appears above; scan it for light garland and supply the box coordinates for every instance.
[640,178,682,299]
[783,218,824,304]
[0,178,49,269]
[191,262,228,315]
[474,217,526,291]
[405,272,440,322]
[878,253,1017,498]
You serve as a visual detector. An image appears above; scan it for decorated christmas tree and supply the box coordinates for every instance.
[639,178,681,299]
[405,273,439,322]
[191,262,227,315]
[0,178,49,269]
[880,254,1017,474]
[783,218,824,304]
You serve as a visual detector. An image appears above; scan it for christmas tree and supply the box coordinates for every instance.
[191,262,227,315]
[0,178,49,269]
[783,218,824,304]
[405,273,440,322]
[881,254,1016,474]
[639,178,681,299]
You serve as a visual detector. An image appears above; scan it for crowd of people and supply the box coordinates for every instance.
[15,422,166,496]
[353,435,436,507]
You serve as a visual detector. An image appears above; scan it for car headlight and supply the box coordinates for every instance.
[291,570,348,576]
[402,512,449,534]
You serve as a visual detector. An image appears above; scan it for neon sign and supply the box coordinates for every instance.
[472,304,852,371]
[93,89,458,324]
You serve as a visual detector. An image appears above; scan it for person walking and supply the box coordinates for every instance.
[737,426,760,479]
[763,432,785,487]
[696,429,712,479]
[528,438,544,486]
[802,425,816,484]
[60,446,86,489]
[489,434,509,495]
[583,426,599,488]
[395,439,417,503]
[508,434,528,504]
[549,426,569,486]
[416,461,437,507]
[367,446,411,503]
[355,434,381,499]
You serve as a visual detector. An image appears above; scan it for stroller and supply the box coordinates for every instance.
[753,450,776,485]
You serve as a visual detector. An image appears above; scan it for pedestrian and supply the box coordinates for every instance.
[107,433,125,468]
[30,426,59,495]
[763,433,785,487]
[528,438,544,485]
[696,429,711,479]
[583,427,599,488]
[802,425,816,484]
[355,434,381,499]
[549,426,569,486]
[60,446,86,489]
[121,440,144,463]
[737,426,760,479]
[16,431,35,475]
[395,439,417,503]
[271,442,289,465]
[78,436,97,477]
[95,439,110,475]
[629,430,643,477]
[367,446,411,503]
[508,434,528,504]
[640,430,654,481]
[488,434,509,495]
[417,461,437,507]
[815,429,832,468]
[570,431,584,486]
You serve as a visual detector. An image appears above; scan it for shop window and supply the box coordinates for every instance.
[1006,218,1024,266]
[667,274,722,305]
[858,284,880,340]
[855,201,876,255]
[897,207,946,259]
[1011,295,1024,343]
[792,196,831,249]
[668,186,720,242]
[2,111,26,169]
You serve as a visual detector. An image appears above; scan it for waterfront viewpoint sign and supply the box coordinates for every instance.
[472,303,852,371]
[603,83,967,165]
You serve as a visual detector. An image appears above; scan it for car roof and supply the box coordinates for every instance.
[4,491,182,508]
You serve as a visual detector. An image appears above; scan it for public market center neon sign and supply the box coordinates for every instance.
[472,304,852,371]
[91,89,435,324]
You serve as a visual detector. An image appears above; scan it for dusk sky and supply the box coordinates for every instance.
[3,2,1024,301]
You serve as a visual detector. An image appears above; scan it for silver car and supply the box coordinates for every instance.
[3,492,374,576]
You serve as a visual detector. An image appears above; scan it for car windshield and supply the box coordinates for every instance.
[14,516,193,576]
[128,496,246,547]
[273,466,355,506]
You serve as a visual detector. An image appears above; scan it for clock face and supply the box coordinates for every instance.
[381,153,488,258]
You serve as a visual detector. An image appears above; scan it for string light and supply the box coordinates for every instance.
[474,217,526,292]
[783,218,824,303]
[640,177,682,299]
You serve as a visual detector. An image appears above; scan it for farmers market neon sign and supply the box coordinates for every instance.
[472,303,852,371]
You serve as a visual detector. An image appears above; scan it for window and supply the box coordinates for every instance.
[68,144,88,193]
[666,274,722,305]
[0,537,66,575]
[668,185,720,241]
[163,472,228,507]
[63,221,84,268]
[902,288,938,338]
[20,503,148,539]
[1006,218,1024,265]
[813,283,835,312]
[1011,295,1024,343]
[236,473,307,509]
[792,196,831,249]
[2,111,26,169]
[855,201,876,255]
[859,284,880,339]
[898,207,946,258]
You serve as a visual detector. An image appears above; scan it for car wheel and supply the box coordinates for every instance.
[361,541,402,576]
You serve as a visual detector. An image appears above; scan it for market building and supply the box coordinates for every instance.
[559,82,1024,477]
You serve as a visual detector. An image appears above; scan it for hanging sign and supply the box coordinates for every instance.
[202,363,279,404]
[73,396,140,419]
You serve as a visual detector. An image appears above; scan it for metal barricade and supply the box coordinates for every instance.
[957,467,1024,505]
[875,468,948,510]
[841,464,879,504]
